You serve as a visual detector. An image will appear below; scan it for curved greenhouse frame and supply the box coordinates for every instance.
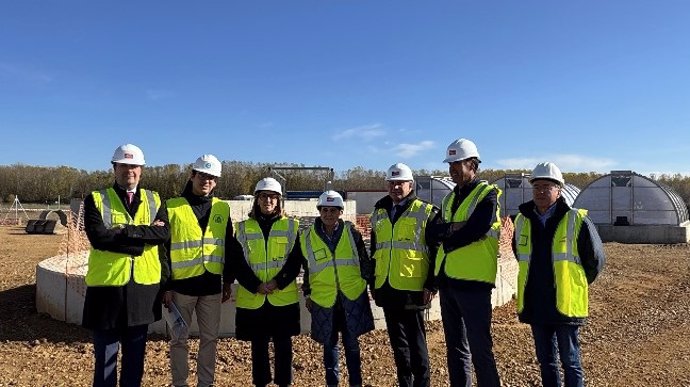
[491,174,580,217]
[573,170,689,226]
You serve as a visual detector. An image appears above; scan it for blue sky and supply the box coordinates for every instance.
[1,1,689,175]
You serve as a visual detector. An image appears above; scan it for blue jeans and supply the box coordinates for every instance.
[324,327,362,386]
[439,288,500,387]
[92,324,148,387]
[530,324,584,387]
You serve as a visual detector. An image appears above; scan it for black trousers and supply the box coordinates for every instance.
[383,308,430,387]
[250,335,293,387]
[439,287,501,387]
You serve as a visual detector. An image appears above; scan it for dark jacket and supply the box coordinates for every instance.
[369,192,442,310]
[302,218,375,344]
[430,179,499,292]
[161,181,236,296]
[512,198,605,325]
[229,212,303,340]
[82,183,170,330]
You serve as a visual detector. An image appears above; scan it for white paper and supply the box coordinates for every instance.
[163,301,188,340]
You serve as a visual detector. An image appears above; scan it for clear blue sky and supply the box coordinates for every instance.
[1,1,689,175]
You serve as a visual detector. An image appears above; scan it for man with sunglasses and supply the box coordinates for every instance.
[161,154,236,387]
[370,163,441,387]
[512,162,605,387]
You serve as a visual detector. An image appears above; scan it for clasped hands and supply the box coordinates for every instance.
[257,279,278,295]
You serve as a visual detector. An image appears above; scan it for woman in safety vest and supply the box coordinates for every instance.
[229,177,303,387]
[301,190,374,387]
[512,162,605,387]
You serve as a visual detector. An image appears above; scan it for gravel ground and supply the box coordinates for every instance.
[1,226,690,386]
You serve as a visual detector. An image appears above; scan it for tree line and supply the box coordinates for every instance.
[1,163,689,209]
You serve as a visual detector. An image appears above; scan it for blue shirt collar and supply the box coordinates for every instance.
[534,202,558,226]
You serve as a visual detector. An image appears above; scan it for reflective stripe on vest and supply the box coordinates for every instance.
[99,188,158,228]
[434,181,502,284]
[514,208,589,318]
[167,197,229,279]
[301,222,366,307]
[85,188,161,286]
[371,199,433,291]
[235,217,299,309]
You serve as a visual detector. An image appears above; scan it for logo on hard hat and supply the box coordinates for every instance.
[327,197,335,202]
[392,170,400,177]
[205,162,212,168]
[124,153,133,159]
[448,150,456,156]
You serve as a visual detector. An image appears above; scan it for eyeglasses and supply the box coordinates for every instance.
[319,207,341,214]
[196,172,217,181]
[532,185,559,193]
[387,180,412,187]
[257,193,280,201]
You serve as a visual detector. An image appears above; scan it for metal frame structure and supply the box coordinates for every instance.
[1,195,30,225]
[268,165,334,199]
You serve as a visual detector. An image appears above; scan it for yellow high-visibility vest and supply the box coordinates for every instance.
[167,197,230,280]
[514,208,589,317]
[85,188,161,286]
[371,199,433,291]
[435,181,502,284]
[301,222,366,308]
[235,217,299,309]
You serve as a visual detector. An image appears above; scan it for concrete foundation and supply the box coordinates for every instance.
[36,252,518,337]
[35,199,519,337]
[597,222,690,244]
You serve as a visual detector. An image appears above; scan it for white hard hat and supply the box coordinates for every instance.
[386,163,414,181]
[443,138,480,163]
[530,162,564,186]
[111,144,145,166]
[254,177,282,195]
[317,190,344,209]
[192,154,222,177]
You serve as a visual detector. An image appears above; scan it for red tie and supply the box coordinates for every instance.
[126,191,134,206]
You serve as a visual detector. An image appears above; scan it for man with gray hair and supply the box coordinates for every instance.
[512,162,605,387]
[370,162,441,387]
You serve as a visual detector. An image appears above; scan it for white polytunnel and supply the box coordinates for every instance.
[573,170,690,244]
[416,175,581,218]
[415,176,455,209]
[491,174,580,217]
[573,170,689,226]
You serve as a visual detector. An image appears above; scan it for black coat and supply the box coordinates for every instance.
[82,183,170,330]
[512,198,605,325]
[161,181,236,296]
[429,179,499,292]
[229,213,303,340]
[369,192,442,310]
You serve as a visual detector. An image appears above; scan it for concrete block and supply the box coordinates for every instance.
[597,224,690,244]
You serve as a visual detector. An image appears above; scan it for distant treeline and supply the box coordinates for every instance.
[1,163,689,208]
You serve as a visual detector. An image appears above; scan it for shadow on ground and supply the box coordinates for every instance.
[0,284,90,343]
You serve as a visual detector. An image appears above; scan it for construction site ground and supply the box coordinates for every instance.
[1,225,690,386]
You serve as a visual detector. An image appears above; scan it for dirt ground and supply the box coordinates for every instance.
[1,226,690,387]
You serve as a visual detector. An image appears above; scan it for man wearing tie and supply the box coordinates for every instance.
[82,143,170,387]
[369,162,442,387]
